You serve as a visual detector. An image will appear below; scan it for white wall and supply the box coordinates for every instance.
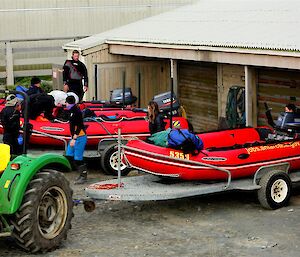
[0,0,197,40]
[0,0,197,84]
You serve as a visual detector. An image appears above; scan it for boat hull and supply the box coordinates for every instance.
[124,127,300,181]
[0,117,188,148]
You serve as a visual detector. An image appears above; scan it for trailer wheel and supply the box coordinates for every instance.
[257,170,291,210]
[100,144,131,176]
[10,169,73,253]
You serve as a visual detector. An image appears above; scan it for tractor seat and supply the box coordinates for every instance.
[0,144,10,173]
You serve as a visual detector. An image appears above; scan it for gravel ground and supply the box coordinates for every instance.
[1,165,300,257]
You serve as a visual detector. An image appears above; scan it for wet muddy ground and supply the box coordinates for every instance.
[1,165,300,257]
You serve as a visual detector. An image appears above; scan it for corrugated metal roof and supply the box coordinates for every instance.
[2,0,195,41]
[63,0,300,52]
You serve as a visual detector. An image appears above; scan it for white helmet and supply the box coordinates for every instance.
[66,92,79,104]
[48,90,68,106]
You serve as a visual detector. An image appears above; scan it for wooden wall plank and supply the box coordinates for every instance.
[257,68,300,126]
[178,61,217,132]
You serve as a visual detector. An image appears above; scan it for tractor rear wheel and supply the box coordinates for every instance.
[10,169,73,253]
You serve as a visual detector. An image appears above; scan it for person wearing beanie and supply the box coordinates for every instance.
[0,94,22,155]
[27,76,55,120]
[65,95,88,184]
[27,76,43,96]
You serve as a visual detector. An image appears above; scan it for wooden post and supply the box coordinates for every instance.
[5,41,14,86]
[122,70,126,108]
[172,59,178,95]
[245,65,253,126]
[137,71,141,108]
[217,64,224,119]
[94,64,98,100]
[170,59,174,129]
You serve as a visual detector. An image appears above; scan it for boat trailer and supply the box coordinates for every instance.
[82,129,300,211]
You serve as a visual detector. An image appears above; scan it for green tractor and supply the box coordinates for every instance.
[0,90,73,253]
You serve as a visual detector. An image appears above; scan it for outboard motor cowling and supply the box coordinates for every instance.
[152,91,180,116]
[110,88,137,106]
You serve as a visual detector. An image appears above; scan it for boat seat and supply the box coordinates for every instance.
[201,128,261,150]
[0,144,10,174]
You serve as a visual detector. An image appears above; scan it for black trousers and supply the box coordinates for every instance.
[3,133,22,155]
[67,80,84,101]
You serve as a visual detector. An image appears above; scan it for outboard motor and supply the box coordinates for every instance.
[152,91,180,116]
[110,88,137,106]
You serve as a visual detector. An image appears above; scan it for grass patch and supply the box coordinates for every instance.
[15,75,53,93]
[0,76,53,97]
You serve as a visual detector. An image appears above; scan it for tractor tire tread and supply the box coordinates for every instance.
[10,169,73,253]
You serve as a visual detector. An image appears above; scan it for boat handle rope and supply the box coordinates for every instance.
[87,116,145,124]
[31,129,68,152]
[122,145,232,189]
[84,117,112,136]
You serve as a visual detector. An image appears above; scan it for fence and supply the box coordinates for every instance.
[0,36,86,86]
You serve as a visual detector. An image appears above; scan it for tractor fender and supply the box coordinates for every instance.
[0,153,71,215]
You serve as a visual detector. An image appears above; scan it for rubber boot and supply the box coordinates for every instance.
[74,164,88,184]
[65,156,76,171]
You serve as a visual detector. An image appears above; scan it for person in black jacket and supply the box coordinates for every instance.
[65,95,88,184]
[0,94,22,155]
[147,100,166,135]
[63,50,88,101]
[27,76,44,96]
[27,77,55,120]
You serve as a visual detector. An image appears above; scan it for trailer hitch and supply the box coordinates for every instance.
[73,198,96,212]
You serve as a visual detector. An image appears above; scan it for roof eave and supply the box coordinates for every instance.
[105,40,300,58]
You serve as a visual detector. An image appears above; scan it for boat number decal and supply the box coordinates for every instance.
[246,141,300,154]
[41,126,65,132]
[202,157,227,162]
[169,150,190,160]
[172,120,181,128]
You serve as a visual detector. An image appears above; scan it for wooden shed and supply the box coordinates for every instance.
[63,0,300,132]
[1,0,196,84]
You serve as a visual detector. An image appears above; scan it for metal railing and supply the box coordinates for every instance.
[122,144,232,188]
[31,129,68,153]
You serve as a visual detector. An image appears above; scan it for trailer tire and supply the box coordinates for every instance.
[10,169,73,253]
[100,144,131,176]
[257,170,291,210]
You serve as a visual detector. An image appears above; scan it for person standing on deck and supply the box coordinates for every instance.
[63,50,88,102]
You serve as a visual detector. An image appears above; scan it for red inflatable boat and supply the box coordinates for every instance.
[123,127,300,181]
[0,116,188,147]
[86,107,146,119]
